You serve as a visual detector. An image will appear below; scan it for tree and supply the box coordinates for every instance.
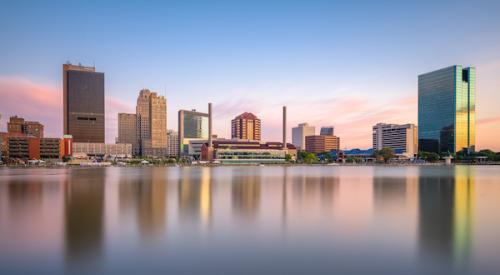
[374,147,396,163]
[285,154,292,162]
[303,153,318,164]
[418,151,440,162]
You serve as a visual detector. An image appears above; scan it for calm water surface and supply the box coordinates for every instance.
[1,166,500,275]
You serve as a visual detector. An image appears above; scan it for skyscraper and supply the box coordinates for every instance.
[166,130,179,158]
[418,65,475,154]
[292,123,315,150]
[136,89,167,157]
[63,63,105,143]
[231,112,261,141]
[117,113,138,155]
[178,109,209,157]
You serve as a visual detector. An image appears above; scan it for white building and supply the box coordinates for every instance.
[292,123,315,151]
[73,142,132,158]
[166,130,179,158]
[372,123,418,158]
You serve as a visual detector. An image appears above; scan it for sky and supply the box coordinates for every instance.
[0,0,499,150]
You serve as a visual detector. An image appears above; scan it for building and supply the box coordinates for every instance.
[117,113,139,155]
[136,89,167,157]
[418,65,475,154]
[73,142,132,158]
[63,63,105,143]
[7,136,40,159]
[178,109,209,157]
[7,116,44,138]
[166,130,179,158]
[305,135,340,154]
[320,126,334,136]
[372,123,418,158]
[201,140,297,164]
[231,112,261,141]
[40,138,63,159]
[292,123,315,150]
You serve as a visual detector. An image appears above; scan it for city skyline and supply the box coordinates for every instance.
[1,1,500,150]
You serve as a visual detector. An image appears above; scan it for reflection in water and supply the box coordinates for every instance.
[0,166,496,275]
[118,168,167,240]
[232,169,261,220]
[418,166,475,273]
[64,169,105,269]
[178,167,212,228]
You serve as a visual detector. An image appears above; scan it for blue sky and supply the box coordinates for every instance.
[1,0,500,149]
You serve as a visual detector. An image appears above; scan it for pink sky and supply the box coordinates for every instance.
[0,75,499,150]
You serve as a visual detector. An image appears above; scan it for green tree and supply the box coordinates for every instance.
[304,153,318,164]
[374,147,396,163]
[285,154,292,162]
[418,151,440,162]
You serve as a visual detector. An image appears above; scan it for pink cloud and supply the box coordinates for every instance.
[0,76,133,143]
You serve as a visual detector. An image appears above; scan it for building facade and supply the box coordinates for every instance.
[166,130,179,157]
[117,113,139,155]
[320,126,334,136]
[73,142,132,157]
[63,63,105,143]
[178,109,209,157]
[305,135,340,154]
[372,123,418,158]
[136,89,167,157]
[292,123,315,151]
[418,65,475,154]
[7,116,44,138]
[231,112,261,141]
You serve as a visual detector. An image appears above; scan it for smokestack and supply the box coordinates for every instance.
[208,102,213,147]
[282,106,286,149]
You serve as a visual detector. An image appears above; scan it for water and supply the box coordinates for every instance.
[0,166,499,275]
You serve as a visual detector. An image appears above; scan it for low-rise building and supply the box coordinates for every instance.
[73,142,132,158]
[7,136,40,159]
[305,135,340,154]
[201,139,296,164]
[40,138,63,159]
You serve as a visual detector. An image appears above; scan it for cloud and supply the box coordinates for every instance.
[0,76,133,143]
[477,116,500,125]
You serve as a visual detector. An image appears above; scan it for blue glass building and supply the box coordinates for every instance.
[418,65,475,154]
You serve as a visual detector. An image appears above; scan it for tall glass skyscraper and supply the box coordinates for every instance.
[418,65,475,154]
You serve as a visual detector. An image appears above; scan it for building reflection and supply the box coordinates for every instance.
[118,168,167,240]
[178,167,212,228]
[64,168,105,268]
[418,166,475,272]
[231,169,261,220]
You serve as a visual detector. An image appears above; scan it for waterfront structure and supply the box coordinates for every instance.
[292,123,315,150]
[63,63,105,143]
[418,65,475,154]
[231,112,261,141]
[320,126,334,136]
[136,89,167,157]
[6,137,64,160]
[73,142,132,158]
[7,116,44,138]
[305,135,340,154]
[166,130,179,158]
[201,140,297,164]
[117,113,139,155]
[178,109,209,157]
[372,123,418,158]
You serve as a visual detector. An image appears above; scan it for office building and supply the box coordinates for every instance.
[117,113,139,155]
[40,138,63,159]
[231,112,261,141]
[418,65,475,153]
[63,63,105,143]
[201,140,297,164]
[292,123,315,150]
[136,89,167,157]
[7,136,40,159]
[320,126,334,136]
[166,130,179,157]
[7,116,44,138]
[372,123,418,158]
[178,109,209,157]
[73,142,132,158]
[305,135,340,154]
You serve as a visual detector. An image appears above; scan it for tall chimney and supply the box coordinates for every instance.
[282,106,286,149]
[208,102,213,147]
